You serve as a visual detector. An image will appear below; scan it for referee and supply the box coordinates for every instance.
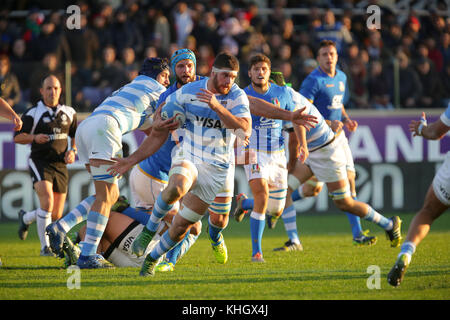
[14,75,78,256]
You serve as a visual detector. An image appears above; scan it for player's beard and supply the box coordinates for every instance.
[176,73,196,86]
[213,74,231,95]
[251,79,268,90]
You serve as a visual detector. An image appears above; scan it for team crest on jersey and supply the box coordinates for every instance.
[220,100,227,108]
[271,98,280,108]
[251,164,260,174]
[339,81,345,92]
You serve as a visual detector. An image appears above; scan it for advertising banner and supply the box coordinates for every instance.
[0,111,448,220]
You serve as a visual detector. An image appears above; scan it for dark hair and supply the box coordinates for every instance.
[318,39,337,50]
[213,52,239,72]
[139,57,170,80]
[249,53,271,69]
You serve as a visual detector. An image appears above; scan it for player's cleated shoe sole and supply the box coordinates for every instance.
[140,255,158,277]
[387,254,409,287]
[251,252,265,263]
[386,216,402,248]
[76,254,115,269]
[353,230,378,246]
[155,261,174,272]
[17,209,29,241]
[273,239,303,252]
[46,223,66,257]
[233,193,248,222]
[62,236,80,268]
[132,227,155,257]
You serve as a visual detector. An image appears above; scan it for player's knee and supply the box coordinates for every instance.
[165,184,187,203]
[333,197,353,212]
[267,197,286,217]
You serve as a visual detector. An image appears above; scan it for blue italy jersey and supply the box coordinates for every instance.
[287,87,334,151]
[137,76,205,183]
[90,75,166,134]
[244,83,295,152]
[165,78,250,168]
[299,67,349,121]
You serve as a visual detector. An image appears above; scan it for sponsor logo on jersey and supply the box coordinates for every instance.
[195,116,223,129]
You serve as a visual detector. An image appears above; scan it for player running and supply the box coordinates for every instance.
[45,58,176,268]
[388,106,450,286]
[235,71,402,252]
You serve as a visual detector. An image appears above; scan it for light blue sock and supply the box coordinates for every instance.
[399,241,416,259]
[150,230,179,261]
[242,198,254,210]
[363,207,393,230]
[208,216,225,244]
[281,205,300,244]
[146,194,173,233]
[57,195,95,233]
[166,230,191,265]
[346,196,363,238]
[291,189,302,202]
[121,207,151,226]
[79,211,108,260]
[250,211,265,256]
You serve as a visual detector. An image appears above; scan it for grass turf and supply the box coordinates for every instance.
[0,212,449,300]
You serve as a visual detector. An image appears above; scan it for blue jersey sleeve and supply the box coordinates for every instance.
[299,76,319,102]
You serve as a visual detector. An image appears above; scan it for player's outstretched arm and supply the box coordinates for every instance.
[293,124,308,163]
[410,112,449,140]
[197,88,251,133]
[248,96,317,130]
[0,97,22,131]
[108,109,176,176]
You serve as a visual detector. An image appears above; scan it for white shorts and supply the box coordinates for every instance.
[432,152,450,206]
[104,221,163,268]
[305,137,348,183]
[75,114,123,164]
[244,151,288,189]
[215,164,235,198]
[171,152,230,205]
[335,131,355,173]
[129,165,168,210]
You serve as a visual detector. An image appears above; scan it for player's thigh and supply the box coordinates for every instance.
[290,160,314,185]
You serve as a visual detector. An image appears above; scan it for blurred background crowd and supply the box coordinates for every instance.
[0,0,449,113]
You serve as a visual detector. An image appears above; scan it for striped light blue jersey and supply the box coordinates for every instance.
[164,78,250,168]
[136,77,205,183]
[287,87,334,151]
[244,83,295,152]
[90,75,166,134]
[299,67,349,121]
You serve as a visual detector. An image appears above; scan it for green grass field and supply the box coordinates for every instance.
[0,212,449,301]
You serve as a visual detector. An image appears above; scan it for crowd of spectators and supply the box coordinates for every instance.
[0,0,449,113]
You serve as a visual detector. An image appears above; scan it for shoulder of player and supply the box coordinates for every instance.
[57,105,77,120]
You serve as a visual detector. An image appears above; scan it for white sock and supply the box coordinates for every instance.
[23,210,37,225]
[36,208,52,249]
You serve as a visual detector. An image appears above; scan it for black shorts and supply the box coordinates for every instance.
[28,158,69,193]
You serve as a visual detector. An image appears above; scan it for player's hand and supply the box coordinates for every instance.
[330,120,344,132]
[298,145,309,164]
[34,134,50,144]
[12,115,22,131]
[409,112,427,136]
[64,149,76,164]
[107,157,133,177]
[152,107,179,132]
[290,107,317,131]
[196,88,222,110]
[344,118,358,132]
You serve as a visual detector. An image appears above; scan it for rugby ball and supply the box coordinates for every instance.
[161,101,186,128]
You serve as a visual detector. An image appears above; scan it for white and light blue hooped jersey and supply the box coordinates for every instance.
[441,104,450,128]
[90,75,166,134]
[164,77,251,168]
[244,83,295,153]
[287,87,335,151]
